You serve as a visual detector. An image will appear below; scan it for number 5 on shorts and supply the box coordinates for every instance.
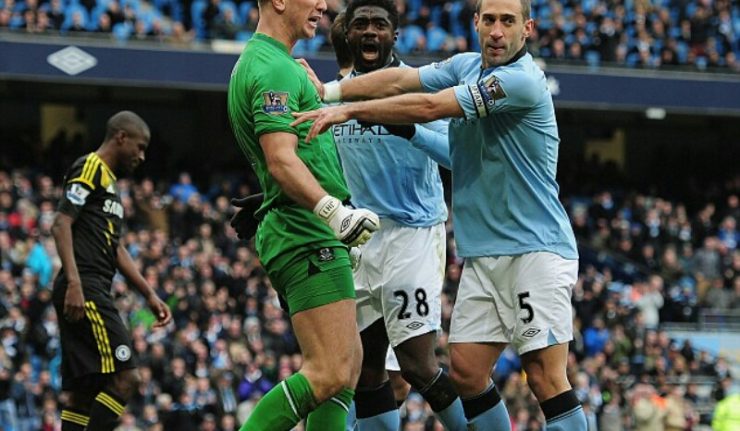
[518,292,534,324]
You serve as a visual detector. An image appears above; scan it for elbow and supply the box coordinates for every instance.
[265,156,293,185]
[50,216,64,238]
[419,96,443,122]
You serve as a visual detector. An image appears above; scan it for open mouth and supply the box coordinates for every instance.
[307,16,320,28]
[360,42,379,61]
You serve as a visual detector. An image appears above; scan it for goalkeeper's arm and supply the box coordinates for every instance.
[260,132,379,247]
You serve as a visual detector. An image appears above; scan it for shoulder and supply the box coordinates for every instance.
[492,55,546,104]
[251,58,304,89]
[66,153,101,190]
[428,52,479,70]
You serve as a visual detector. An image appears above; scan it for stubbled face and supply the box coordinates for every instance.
[287,0,327,40]
[117,128,149,174]
[474,0,532,68]
[346,5,396,73]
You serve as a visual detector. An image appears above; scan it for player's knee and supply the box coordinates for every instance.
[524,366,566,401]
[308,353,361,401]
[311,369,355,402]
[395,342,438,388]
[449,361,484,396]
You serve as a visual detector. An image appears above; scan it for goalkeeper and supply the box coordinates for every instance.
[226,4,379,428]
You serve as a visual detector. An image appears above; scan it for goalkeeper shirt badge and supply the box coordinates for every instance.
[262,91,289,115]
[317,248,335,262]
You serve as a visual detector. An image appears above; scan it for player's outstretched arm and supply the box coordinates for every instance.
[116,243,172,328]
[296,58,423,102]
[292,88,463,143]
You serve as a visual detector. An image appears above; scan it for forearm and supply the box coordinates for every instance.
[268,155,327,210]
[261,132,329,210]
[116,245,155,299]
[346,89,462,125]
[51,216,80,283]
[341,68,422,101]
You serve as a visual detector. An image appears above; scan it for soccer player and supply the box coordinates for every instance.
[331,0,466,430]
[51,111,172,431]
[291,0,588,429]
[226,0,380,428]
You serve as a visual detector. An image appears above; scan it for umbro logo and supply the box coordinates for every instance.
[340,215,352,232]
[47,46,97,76]
[406,321,424,330]
[521,328,541,338]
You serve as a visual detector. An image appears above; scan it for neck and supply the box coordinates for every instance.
[255,18,295,49]
[481,44,527,69]
[96,143,118,174]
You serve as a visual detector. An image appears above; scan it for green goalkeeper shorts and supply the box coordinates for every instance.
[266,246,355,316]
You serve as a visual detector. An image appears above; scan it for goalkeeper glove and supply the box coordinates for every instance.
[313,196,380,247]
[349,247,362,270]
[230,193,264,240]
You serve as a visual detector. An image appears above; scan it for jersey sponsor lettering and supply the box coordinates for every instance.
[102,199,124,218]
[333,123,393,137]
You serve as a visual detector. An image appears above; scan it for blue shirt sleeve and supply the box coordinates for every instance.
[410,119,451,169]
[453,64,541,120]
[418,53,476,92]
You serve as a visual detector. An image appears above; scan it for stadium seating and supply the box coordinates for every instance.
[1,0,737,70]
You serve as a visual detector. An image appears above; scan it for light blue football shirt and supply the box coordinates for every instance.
[332,62,450,227]
[418,51,578,259]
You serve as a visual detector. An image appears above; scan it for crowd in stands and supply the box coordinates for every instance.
[0,0,739,71]
[0,154,738,430]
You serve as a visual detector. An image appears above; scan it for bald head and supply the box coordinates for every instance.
[105,111,150,141]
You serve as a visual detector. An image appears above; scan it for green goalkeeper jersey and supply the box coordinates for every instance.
[227,33,350,267]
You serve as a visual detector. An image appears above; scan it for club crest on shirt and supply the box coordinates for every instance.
[262,91,289,115]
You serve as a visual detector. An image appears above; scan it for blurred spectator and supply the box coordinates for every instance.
[169,172,199,204]
[712,391,740,431]
[630,383,666,431]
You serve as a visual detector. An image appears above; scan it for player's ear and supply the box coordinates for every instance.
[116,130,127,145]
[523,18,534,39]
[271,0,285,12]
[393,30,398,41]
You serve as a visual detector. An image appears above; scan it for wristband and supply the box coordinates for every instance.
[323,82,342,103]
[313,195,340,220]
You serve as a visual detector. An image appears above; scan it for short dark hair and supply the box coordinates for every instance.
[475,0,531,20]
[330,11,353,69]
[105,110,149,140]
[345,0,399,31]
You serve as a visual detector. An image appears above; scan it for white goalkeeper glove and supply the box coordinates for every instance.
[313,196,380,247]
